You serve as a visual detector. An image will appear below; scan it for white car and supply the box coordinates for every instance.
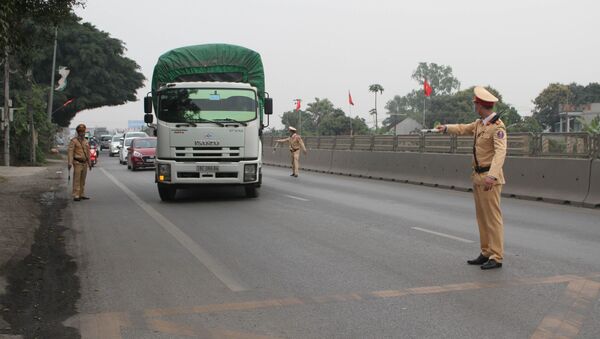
[123,131,149,139]
[109,135,122,157]
[119,137,139,164]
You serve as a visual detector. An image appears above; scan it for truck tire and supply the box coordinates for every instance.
[158,184,177,201]
[245,185,259,198]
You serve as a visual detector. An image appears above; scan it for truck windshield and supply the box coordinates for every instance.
[158,88,257,123]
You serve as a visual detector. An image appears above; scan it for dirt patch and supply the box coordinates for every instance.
[0,161,80,338]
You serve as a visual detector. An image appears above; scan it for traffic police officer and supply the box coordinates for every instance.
[275,126,307,177]
[68,124,92,201]
[437,87,507,270]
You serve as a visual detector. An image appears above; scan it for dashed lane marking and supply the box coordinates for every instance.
[411,226,475,243]
[284,194,310,201]
[99,168,248,292]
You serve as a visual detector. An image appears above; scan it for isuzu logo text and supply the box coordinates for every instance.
[195,140,220,146]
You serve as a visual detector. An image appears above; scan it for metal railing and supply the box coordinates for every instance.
[264,132,599,158]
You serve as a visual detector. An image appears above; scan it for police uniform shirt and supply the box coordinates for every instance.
[68,137,91,165]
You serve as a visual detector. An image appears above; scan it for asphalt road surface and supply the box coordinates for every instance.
[65,151,600,338]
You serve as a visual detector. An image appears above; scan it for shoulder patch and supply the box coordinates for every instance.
[496,130,505,139]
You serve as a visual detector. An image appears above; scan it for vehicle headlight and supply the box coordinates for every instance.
[244,164,257,182]
[133,151,143,158]
[157,163,171,182]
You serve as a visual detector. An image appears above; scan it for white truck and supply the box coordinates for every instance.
[143,44,273,201]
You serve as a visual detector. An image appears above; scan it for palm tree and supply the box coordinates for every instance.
[369,84,384,131]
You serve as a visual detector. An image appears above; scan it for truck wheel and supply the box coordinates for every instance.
[158,185,176,201]
[245,185,259,198]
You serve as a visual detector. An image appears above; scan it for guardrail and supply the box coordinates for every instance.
[264,132,599,158]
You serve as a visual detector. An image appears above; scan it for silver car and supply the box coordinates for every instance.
[109,135,122,157]
[119,137,139,165]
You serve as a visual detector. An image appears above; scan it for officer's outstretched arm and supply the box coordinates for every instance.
[445,121,477,136]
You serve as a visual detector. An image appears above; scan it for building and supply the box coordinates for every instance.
[556,103,600,132]
[391,117,423,135]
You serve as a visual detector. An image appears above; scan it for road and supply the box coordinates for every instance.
[65,151,600,338]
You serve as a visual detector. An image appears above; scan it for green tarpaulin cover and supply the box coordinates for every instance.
[152,44,265,101]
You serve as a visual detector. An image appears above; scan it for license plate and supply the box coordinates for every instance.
[197,165,219,172]
[145,158,155,163]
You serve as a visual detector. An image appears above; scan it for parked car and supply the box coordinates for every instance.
[99,135,112,150]
[109,135,122,157]
[119,137,138,165]
[127,137,157,171]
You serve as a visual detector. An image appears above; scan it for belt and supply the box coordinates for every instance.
[73,158,87,163]
[474,166,490,174]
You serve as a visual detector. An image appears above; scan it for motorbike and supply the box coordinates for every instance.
[90,145,98,167]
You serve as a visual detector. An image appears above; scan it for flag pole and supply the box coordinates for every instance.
[349,99,353,136]
[47,26,58,122]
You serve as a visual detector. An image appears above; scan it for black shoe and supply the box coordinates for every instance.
[293,174,298,177]
[80,196,90,200]
[290,173,295,176]
[467,254,489,265]
[73,197,81,201]
[481,259,502,270]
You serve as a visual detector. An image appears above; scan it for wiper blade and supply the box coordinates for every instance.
[188,119,225,127]
[215,118,247,126]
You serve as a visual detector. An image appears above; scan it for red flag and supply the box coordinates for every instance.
[294,99,301,111]
[62,98,75,107]
[348,91,354,106]
[424,80,432,97]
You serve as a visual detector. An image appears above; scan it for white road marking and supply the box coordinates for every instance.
[284,194,309,202]
[411,227,474,243]
[99,168,248,292]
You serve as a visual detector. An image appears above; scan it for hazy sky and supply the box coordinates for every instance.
[70,0,600,130]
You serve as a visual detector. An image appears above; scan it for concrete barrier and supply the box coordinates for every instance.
[583,159,600,208]
[263,146,596,207]
[302,149,333,173]
[330,150,371,177]
[503,157,591,205]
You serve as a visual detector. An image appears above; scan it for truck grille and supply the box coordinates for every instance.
[174,147,240,158]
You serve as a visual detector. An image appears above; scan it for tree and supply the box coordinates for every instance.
[0,0,84,54]
[318,109,369,136]
[280,109,315,134]
[28,16,145,126]
[507,116,543,133]
[411,62,460,96]
[305,98,335,135]
[532,83,573,131]
[532,82,600,131]
[368,84,384,130]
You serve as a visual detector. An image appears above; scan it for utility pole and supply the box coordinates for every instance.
[47,26,58,122]
[3,46,10,166]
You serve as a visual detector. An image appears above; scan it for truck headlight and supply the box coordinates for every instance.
[244,164,257,182]
[157,163,171,182]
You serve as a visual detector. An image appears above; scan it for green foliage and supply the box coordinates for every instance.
[9,84,55,163]
[578,116,600,134]
[279,99,368,136]
[411,62,460,96]
[26,16,145,126]
[507,116,543,133]
[532,82,600,131]
[0,0,84,53]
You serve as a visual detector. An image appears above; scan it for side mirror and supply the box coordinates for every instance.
[127,147,132,152]
[264,98,273,115]
[117,145,122,149]
[144,114,153,124]
[144,96,153,114]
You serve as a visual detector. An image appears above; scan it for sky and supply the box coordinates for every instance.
[70,0,600,130]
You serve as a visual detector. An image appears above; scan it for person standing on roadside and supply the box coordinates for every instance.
[436,86,507,270]
[68,124,92,201]
[275,126,307,177]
